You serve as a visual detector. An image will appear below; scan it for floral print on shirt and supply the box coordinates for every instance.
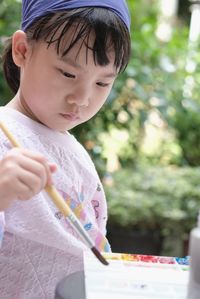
[55,185,110,252]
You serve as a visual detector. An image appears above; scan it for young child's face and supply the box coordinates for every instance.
[14,26,117,132]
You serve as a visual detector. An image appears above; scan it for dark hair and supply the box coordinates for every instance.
[2,7,131,94]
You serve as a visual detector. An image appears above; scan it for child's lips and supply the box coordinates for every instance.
[60,113,80,121]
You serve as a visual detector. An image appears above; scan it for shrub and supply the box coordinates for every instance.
[104,165,200,255]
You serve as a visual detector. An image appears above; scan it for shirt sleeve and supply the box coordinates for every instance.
[0,211,5,247]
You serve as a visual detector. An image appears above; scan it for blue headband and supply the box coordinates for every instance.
[21,0,130,31]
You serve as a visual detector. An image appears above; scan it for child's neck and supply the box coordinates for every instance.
[7,92,41,124]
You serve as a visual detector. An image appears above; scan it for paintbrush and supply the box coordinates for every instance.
[0,121,109,266]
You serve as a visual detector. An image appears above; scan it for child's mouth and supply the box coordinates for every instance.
[60,113,80,121]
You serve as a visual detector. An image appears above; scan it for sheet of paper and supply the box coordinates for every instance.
[84,252,189,299]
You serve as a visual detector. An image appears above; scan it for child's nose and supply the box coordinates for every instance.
[68,87,90,107]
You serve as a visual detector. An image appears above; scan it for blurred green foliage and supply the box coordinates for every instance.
[106,166,189,230]
[104,164,200,255]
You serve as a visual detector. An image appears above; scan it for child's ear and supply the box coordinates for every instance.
[12,30,30,67]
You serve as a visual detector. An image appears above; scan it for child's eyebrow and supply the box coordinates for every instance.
[59,57,117,78]
[100,72,117,79]
[59,56,82,69]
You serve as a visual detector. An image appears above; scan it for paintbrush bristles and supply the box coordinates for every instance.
[91,247,109,265]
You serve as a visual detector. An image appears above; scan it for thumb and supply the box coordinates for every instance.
[49,163,57,173]
[46,163,57,186]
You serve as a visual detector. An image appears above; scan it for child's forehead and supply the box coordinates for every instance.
[58,39,116,69]
[34,38,117,74]
[46,23,115,63]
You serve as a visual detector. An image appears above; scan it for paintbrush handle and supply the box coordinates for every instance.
[0,121,20,147]
[0,121,95,248]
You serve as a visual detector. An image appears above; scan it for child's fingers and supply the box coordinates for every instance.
[20,149,57,184]
[13,171,44,200]
[4,148,57,188]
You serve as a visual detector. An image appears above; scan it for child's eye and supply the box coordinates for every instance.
[62,71,75,78]
[96,82,109,87]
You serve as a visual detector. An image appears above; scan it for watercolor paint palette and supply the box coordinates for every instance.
[83,252,189,299]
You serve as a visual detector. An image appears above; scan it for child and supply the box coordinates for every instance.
[0,0,131,298]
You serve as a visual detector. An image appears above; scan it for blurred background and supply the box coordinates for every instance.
[1,0,200,257]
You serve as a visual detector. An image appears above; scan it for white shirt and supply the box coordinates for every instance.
[0,107,110,299]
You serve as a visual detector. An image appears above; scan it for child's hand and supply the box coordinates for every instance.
[0,148,57,210]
